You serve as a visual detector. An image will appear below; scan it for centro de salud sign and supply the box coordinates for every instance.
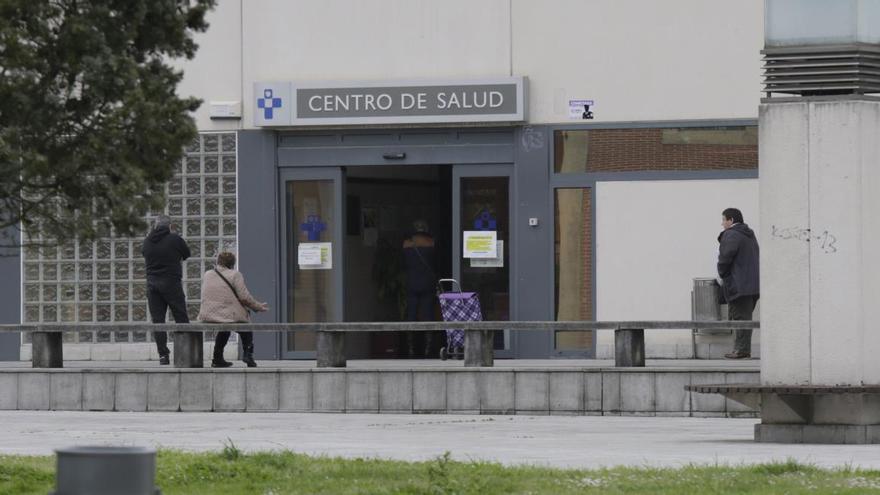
[253,77,526,126]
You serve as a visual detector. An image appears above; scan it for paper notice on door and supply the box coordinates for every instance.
[463,231,498,258]
[471,241,503,267]
[298,242,332,270]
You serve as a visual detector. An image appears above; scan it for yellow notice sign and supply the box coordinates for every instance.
[463,231,498,258]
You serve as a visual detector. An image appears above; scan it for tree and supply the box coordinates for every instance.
[0,0,215,249]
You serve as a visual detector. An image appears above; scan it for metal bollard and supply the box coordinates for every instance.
[51,446,160,495]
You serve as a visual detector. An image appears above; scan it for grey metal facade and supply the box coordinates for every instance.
[237,121,759,360]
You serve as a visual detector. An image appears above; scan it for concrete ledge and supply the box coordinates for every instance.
[755,424,880,444]
[0,367,760,416]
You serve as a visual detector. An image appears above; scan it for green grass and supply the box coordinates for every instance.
[2,448,879,495]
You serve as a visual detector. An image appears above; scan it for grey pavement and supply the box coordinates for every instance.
[0,411,875,469]
[0,358,760,370]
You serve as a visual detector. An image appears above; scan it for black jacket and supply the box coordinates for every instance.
[142,226,190,280]
[717,223,760,302]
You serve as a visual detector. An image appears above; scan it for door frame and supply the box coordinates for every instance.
[452,164,516,358]
[278,166,345,359]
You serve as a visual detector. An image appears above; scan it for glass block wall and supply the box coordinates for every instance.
[21,132,238,345]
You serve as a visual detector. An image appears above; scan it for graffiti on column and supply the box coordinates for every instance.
[770,225,838,254]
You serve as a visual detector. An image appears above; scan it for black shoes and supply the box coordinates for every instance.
[724,351,751,359]
[242,345,257,367]
[159,355,170,365]
[211,357,233,368]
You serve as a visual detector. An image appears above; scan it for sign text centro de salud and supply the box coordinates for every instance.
[253,77,526,126]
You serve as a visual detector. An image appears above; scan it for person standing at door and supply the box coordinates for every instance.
[142,215,191,365]
[198,251,269,367]
[717,207,760,359]
[402,219,437,357]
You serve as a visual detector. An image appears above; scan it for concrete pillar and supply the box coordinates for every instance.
[316,331,346,368]
[614,329,645,367]
[760,99,880,386]
[172,332,203,368]
[464,330,493,367]
[31,332,63,368]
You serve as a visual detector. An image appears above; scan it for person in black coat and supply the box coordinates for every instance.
[141,215,191,364]
[717,207,760,359]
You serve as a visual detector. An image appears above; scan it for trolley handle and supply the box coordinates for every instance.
[437,278,462,294]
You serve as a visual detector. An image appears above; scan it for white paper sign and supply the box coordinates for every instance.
[471,241,504,267]
[568,99,594,120]
[463,231,498,258]
[298,242,332,270]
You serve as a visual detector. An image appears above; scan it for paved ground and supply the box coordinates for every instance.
[0,411,874,469]
[0,358,760,370]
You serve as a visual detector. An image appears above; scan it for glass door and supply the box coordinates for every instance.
[280,168,344,359]
[453,165,514,358]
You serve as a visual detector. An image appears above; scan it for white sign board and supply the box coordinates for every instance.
[298,242,332,270]
[463,231,498,258]
[568,99,594,120]
[471,241,504,267]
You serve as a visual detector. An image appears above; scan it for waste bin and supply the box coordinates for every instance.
[692,277,731,335]
[52,446,160,495]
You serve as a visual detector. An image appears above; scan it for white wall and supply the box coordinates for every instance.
[240,0,512,128]
[176,0,243,131]
[595,179,759,358]
[179,0,763,131]
[512,0,764,124]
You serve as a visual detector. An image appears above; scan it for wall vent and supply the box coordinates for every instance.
[762,44,880,97]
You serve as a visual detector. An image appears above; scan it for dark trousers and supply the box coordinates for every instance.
[728,295,758,354]
[404,290,435,357]
[146,277,189,357]
[214,330,254,359]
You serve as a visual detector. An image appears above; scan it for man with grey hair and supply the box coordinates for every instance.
[142,215,191,364]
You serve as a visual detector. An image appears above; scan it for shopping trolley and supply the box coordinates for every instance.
[437,279,483,361]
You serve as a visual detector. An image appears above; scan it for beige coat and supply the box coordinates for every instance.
[197,266,262,323]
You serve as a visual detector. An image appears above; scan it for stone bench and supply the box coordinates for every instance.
[687,383,880,444]
[1,320,759,369]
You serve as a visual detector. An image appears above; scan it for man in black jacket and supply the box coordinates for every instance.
[142,215,191,364]
[717,208,760,359]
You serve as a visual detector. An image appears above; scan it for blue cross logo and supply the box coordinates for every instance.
[257,89,282,120]
[473,209,497,231]
[300,215,326,241]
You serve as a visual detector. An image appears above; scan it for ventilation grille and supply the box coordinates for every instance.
[762,44,880,97]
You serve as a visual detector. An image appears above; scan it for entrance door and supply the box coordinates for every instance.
[453,165,514,358]
[280,167,344,359]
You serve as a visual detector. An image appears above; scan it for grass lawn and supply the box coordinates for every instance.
[2,446,879,494]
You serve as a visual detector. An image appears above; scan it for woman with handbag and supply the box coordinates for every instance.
[197,251,269,367]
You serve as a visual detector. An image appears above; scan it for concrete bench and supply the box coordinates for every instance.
[1,320,759,369]
[687,383,880,444]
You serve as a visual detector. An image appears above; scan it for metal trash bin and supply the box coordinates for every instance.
[52,446,160,495]
[691,277,730,335]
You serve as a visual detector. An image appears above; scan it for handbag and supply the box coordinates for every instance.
[213,268,253,316]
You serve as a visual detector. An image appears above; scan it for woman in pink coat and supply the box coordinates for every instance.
[198,252,269,367]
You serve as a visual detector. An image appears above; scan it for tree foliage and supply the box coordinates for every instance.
[0,0,215,248]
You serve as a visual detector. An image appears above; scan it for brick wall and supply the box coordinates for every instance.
[555,127,758,173]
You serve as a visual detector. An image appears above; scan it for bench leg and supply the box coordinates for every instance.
[32,332,63,368]
[317,331,346,368]
[173,332,203,368]
[615,328,645,367]
[464,330,494,367]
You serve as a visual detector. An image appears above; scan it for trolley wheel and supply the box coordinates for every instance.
[440,347,448,361]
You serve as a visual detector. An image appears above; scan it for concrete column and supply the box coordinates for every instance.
[316,331,346,368]
[614,329,645,367]
[760,98,880,386]
[31,332,63,368]
[173,332,203,368]
[464,330,493,367]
